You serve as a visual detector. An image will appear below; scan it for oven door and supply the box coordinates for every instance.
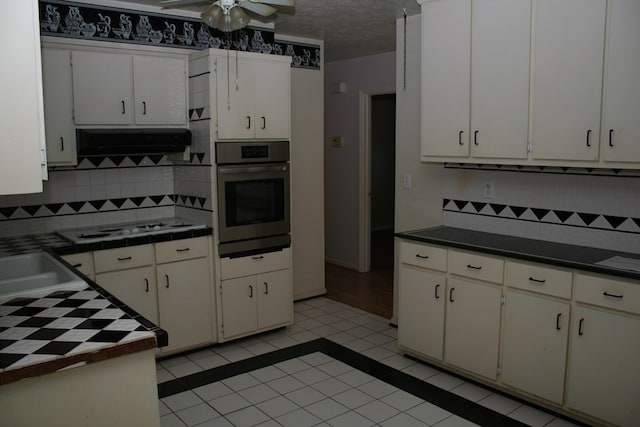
[217,163,290,244]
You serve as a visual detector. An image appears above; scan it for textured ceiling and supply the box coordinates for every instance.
[114,0,421,62]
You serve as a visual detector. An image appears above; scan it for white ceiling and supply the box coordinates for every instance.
[115,0,421,62]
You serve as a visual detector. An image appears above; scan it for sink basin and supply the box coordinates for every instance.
[0,252,88,303]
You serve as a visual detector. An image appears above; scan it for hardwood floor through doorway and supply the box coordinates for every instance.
[325,229,394,319]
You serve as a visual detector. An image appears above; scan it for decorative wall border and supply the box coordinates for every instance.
[443,199,640,235]
[444,163,640,177]
[39,0,321,69]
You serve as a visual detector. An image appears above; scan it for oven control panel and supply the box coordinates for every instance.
[217,141,289,164]
[242,145,269,159]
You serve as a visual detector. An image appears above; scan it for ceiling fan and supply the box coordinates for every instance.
[161,0,294,32]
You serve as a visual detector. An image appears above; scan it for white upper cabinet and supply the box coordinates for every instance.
[420,0,530,160]
[601,0,640,163]
[421,0,471,158]
[531,0,606,161]
[0,0,46,195]
[470,0,530,159]
[72,51,187,126]
[214,50,291,140]
[41,48,76,166]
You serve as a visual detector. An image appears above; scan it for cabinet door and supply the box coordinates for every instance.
[215,55,255,140]
[470,0,530,159]
[531,0,606,161]
[257,269,292,329]
[254,59,290,139]
[62,252,94,281]
[602,0,640,162]
[133,56,187,125]
[445,278,501,379]
[397,266,445,360]
[157,257,213,353]
[220,276,258,339]
[567,307,640,426]
[421,0,471,158]
[501,292,569,404]
[72,51,133,125]
[41,48,76,166]
[96,266,158,325]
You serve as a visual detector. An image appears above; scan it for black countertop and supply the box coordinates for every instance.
[396,226,640,281]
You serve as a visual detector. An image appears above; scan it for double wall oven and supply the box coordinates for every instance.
[216,141,290,257]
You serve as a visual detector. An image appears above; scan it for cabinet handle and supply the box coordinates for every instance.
[252,255,264,260]
[466,264,482,270]
[72,263,82,268]
[556,313,562,330]
[449,287,455,303]
[586,129,592,147]
[578,318,584,336]
[458,130,464,145]
[261,116,266,129]
[121,100,125,114]
[176,248,190,252]
[164,274,170,288]
[144,278,149,293]
[434,284,440,299]
[249,285,253,298]
[60,137,64,151]
[416,254,429,259]
[609,129,614,147]
[246,116,251,129]
[603,291,623,299]
[474,130,479,145]
[528,277,546,284]
[142,101,147,115]
[117,256,132,261]
[264,282,269,294]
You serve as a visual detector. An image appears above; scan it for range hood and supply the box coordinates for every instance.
[76,128,191,156]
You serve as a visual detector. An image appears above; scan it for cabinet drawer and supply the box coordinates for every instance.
[155,237,208,264]
[220,248,291,280]
[506,260,572,299]
[62,252,94,278]
[575,274,640,315]
[94,244,154,273]
[449,250,504,284]
[399,241,447,271]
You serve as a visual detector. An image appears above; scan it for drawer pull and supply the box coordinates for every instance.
[449,287,455,303]
[529,277,546,284]
[466,264,482,270]
[578,318,584,336]
[435,284,440,299]
[164,274,170,288]
[72,263,82,268]
[117,256,132,261]
[252,255,264,260]
[249,285,254,298]
[556,313,562,330]
[458,130,464,145]
[603,291,623,299]
[416,254,429,259]
[264,282,269,294]
[144,278,149,293]
[176,248,190,252]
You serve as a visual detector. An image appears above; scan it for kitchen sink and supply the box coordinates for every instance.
[0,252,87,303]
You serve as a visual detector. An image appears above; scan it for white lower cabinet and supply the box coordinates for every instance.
[219,248,293,341]
[501,291,569,403]
[96,265,158,325]
[61,252,95,281]
[445,278,502,380]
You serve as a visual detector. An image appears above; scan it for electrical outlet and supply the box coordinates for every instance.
[483,181,496,199]
[403,173,412,189]
[331,136,344,147]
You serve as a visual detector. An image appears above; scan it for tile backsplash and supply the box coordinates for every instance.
[443,165,640,254]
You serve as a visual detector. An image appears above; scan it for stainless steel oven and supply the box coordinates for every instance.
[216,141,290,257]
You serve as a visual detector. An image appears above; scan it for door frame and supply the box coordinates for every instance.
[358,87,395,272]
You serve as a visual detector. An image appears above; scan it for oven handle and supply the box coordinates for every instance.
[218,165,288,174]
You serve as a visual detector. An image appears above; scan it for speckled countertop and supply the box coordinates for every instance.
[396,226,640,281]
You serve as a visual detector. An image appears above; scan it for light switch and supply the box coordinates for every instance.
[483,181,496,198]
[331,136,344,147]
[403,173,412,189]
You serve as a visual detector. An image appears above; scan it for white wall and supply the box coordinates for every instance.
[324,52,396,268]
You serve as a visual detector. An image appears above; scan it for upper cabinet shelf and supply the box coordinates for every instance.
[418,0,640,169]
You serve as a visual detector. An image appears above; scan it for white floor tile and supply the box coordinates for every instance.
[244,341,278,355]
[544,416,583,427]
[341,338,376,352]
[327,410,376,427]
[362,346,396,362]
[406,401,452,425]
[332,388,375,409]
[160,413,187,427]
[190,416,233,426]
[354,399,400,423]
[346,326,377,338]
[193,354,228,370]
[312,377,352,397]
[249,365,288,383]
[433,414,481,427]
[159,400,172,416]
[253,420,283,427]
[379,412,432,427]
[357,379,398,399]
[274,357,312,374]
[292,366,332,385]
[325,331,356,344]
[275,408,322,427]
[160,355,191,369]
[165,361,204,378]
[238,383,280,405]
[215,346,254,362]
[207,392,251,415]
[508,404,556,426]
[381,389,424,411]
[305,398,350,420]
[192,382,234,402]
[222,373,261,392]
[256,395,300,418]
[224,406,270,426]
[162,391,204,412]
[450,382,493,403]
[315,359,352,376]
[266,374,306,394]
[284,386,327,407]
[335,369,376,388]
[401,362,441,380]
[331,319,359,331]
[426,372,467,391]
[379,353,416,370]
[298,351,334,366]
[157,367,176,383]
[477,393,522,415]
[289,330,320,343]
[175,403,220,426]
[266,336,300,349]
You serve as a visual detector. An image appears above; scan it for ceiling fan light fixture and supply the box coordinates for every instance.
[228,6,249,31]
[201,0,249,32]
[201,3,224,28]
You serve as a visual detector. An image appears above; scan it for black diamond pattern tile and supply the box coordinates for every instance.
[65,308,101,319]
[26,328,67,341]
[577,212,599,226]
[88,330,130,343]
[17,317,56,328]
[490,204,507,215]
[509,206,528,218]
[471,202,487,213]
[531,208,550,221]
[34,341,81,356]
[453,200,468,210]
[12,307,47,317]
[604,215,626,229]
[75,318,114,329]
[0,353,25,369]
[554,210,573,223]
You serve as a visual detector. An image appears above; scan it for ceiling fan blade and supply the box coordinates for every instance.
[160,0,211,9]
[238,0,277,16]
[250,0,294,6]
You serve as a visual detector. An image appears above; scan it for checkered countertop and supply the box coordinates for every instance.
[0,287,158,385]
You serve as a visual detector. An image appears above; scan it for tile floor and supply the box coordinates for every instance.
[156,297,582,427]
